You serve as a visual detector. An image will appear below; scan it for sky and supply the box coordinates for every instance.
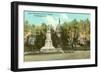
[24,11,90,27]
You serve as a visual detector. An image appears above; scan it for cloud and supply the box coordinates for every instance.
[60,14,68,23]
[44,13,69,30]
[45,15,57,29]
[46,15,57,24]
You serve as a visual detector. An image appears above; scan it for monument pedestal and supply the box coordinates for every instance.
[40,40,57,53]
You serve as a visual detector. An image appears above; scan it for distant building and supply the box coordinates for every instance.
[78,32,86,45]
[24,30,36,45]
[28,34,36,45]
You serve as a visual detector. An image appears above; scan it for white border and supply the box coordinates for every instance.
[18,5,96,68]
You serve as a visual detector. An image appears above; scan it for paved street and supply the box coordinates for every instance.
[24,51,90,62]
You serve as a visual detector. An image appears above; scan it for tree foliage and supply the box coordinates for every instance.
[24,18,90,52]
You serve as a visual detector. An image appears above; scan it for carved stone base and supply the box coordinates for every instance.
[40,46,57,53]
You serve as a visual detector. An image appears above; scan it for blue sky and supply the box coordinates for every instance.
[24,11,90,26]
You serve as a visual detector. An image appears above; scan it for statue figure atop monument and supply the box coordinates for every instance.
[40,24,57,53]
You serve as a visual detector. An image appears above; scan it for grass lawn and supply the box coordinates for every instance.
[24,50,90,62]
